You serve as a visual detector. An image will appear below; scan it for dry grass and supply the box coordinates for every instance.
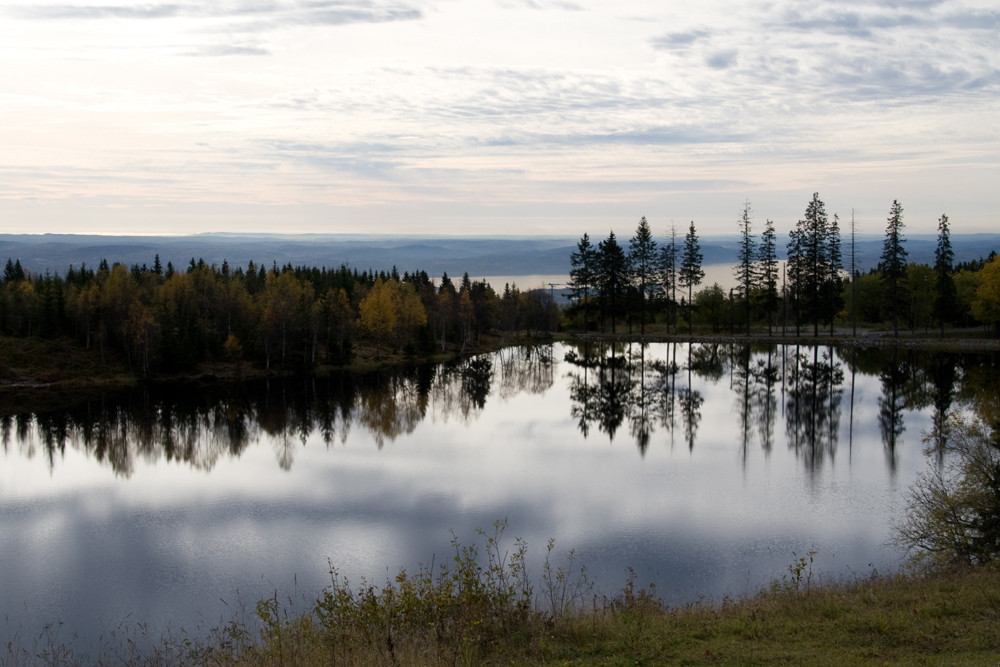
[4,532,1000,666]
[165,565,999,667]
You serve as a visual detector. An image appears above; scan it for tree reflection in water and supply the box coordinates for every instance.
[878,349,907,473]
[784,345,844,475]
[2,342,998,476]
[733,345,779,463]
[565,341,706,453]
[928,356,956,463]
[562,341,991,473]
[0,344,556,475]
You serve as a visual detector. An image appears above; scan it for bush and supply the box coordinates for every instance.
[894,414,1000,567]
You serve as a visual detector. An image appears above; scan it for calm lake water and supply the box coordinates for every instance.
[2,341,995,654]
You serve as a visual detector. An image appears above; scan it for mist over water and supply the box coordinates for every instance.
[2,341,994,654]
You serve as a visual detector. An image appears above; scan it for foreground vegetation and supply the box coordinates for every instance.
[8,532,998,666]
[216,565,996,666]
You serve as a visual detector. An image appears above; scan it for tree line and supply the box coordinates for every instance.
[567,195,1000,337]
[0,257,558,374]
[2,192,999,378]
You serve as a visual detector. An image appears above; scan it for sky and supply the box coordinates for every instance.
[1,0,998,238]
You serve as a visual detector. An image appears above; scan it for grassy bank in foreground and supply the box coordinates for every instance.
[17,549,996,666]
[232,573,1000,665]
[45,565,995,666]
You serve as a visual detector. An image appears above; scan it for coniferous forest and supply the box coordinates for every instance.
[566,196,1000,338]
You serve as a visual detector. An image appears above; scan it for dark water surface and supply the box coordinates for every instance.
[2,341,996,653]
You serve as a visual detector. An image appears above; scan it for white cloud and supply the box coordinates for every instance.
[0,0,997,236]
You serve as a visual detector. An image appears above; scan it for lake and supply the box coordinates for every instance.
[1,340,994,656]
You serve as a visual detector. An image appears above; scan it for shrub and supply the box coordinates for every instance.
[894,414,1000,567]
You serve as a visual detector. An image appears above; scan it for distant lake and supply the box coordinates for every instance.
[479,264,757,298]
[2,341,994,656]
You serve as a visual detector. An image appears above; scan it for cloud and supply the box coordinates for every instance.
[267,141,404,179]
[943,8,1000,30]
[295,4,423,26]
[185,43,272,57]
[641,2,1000,107]
[7,1,425,28]
[496,0,584,9]
[533,125,749,147]
[705,49,738,70]
[864,0,945,9]
[9,3,183,20]
[778,8,924,38]
[3,0,998,235]
[649,30,711,51]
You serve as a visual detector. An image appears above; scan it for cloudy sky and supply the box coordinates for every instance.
[1,0,997,237]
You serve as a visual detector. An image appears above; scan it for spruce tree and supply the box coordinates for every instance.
[757,218,779,335]
[678,221,705,335]
[825,213,844,334]
[733,201,755,335]
[879,200,908,337]
[598,231,628,333]
[569,232,598,331]
[628,216,657,336]
[786,193,835,336]
[933,213,957,338]
[786,224,805,335]
[2,258,20,284]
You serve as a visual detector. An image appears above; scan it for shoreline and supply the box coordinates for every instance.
[1,328,997,404]
[561,329,1000,352]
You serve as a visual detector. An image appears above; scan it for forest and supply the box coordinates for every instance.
[566,195,1000,338]
[1,194,998,377]
[0,256,558,375]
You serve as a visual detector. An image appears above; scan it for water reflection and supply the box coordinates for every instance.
[2,341,998,654]
[560,341,995,471]
[878,349,907,472]
[732,345,779,459]
[0,346,554,475]
[3,343,997,478]
[785,345,844,474]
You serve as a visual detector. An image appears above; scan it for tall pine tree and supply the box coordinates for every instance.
[879,199,908,337]
[825,213,844,334]
[933,213,956,338]
[569,232,598,331]
[678,221,704,335]
[629,216,658,336]
[598,231,628,334]
[786,193,837,336]
[757,218,779,336]
[733,201,756,335]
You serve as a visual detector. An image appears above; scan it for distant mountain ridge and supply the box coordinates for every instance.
[1,232,998,280]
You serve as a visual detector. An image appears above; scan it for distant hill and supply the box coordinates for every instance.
[2,232,998,280]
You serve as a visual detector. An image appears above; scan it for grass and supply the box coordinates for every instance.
[220,567,1000,666]
[7,523,999,666]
